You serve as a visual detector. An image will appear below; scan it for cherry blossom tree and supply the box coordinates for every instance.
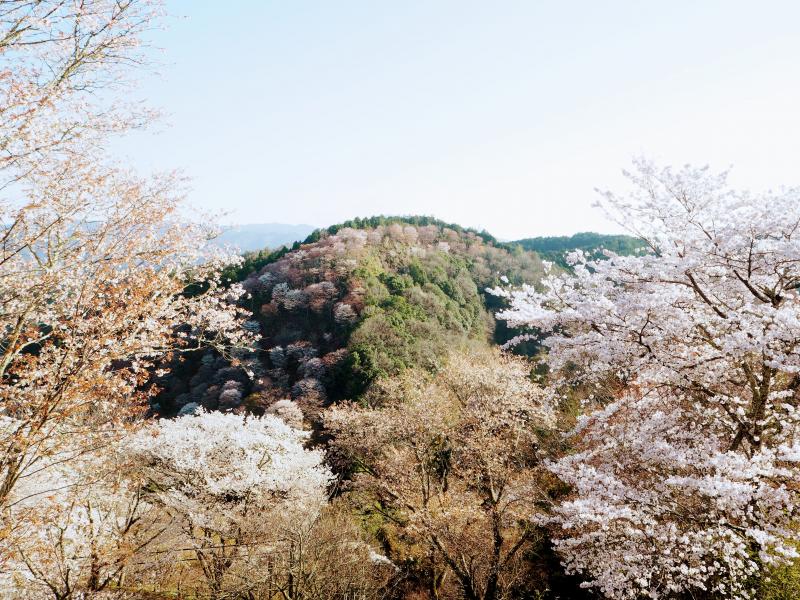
[326,349,554,600]
[0,431,165,598]
[494,160,800,599]
[0,0,253,584]
[128,410,333,599]
[0,0,161,181]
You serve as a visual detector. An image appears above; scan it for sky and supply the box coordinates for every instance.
[117,1,800,240]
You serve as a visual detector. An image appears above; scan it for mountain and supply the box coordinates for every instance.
[213,222,316,252]
[152,216,548,418]
[145,217,617,597]
[155,218,651,420]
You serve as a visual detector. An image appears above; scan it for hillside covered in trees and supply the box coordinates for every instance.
[514,232,648,267]
[151,217,550,421]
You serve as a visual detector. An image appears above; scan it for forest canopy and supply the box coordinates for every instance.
[1,3,799,600]
[514,232,647,267]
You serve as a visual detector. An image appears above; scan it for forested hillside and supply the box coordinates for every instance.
[515,231,647,267]
[151,217,549,420]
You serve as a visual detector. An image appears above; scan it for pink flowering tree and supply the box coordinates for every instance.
[494,160,800,599]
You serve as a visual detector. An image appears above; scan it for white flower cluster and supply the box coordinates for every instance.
[496,160,800,599]
[128,410,333,532]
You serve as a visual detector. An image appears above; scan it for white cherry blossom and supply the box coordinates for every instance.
[495,160,800,599]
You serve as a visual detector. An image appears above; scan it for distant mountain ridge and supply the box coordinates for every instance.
[215,218,646,277]
[214,222,316,252]
[514,231,647,267]
[214,217,645,258]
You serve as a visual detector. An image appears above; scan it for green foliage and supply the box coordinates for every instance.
[759,556,800,599]
[406,260,428,285]
[346,249,491,393]
[378,272,413,295]
[515,231,647,268]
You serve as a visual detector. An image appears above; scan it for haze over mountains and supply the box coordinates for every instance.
[215,222,317,252]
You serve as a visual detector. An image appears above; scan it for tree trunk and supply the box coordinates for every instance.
[482,509,503,600]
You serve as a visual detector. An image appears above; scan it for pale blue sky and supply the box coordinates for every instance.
[118,1,800,240]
